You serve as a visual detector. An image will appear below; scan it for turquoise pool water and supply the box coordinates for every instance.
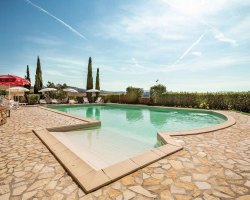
[49,104,226,169]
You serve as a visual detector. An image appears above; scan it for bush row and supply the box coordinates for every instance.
[101,91,250,113]
[157,92,250,112]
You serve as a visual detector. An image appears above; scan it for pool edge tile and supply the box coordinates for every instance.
[77,170,111,193]
[102,159,139,180]
[130,150,161,168]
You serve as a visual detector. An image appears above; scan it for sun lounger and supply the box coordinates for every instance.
[95,97,103,103]
[39,99,47,104]
[83,97,89,104]
[51,99,58,104]
[69,99,78,104]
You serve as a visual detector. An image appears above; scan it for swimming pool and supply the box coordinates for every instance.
[49,104,226,169]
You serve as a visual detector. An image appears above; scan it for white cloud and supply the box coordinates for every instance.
[162,0,229,17]
[162,0,238,46]
[191,51,202,57]
[25,36,63,46]
[211,29,238,46]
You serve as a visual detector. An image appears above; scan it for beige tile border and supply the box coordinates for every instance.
[39,105,100,124]
[158,111,235,138]
[33,127,182,193]
[33,104,236,193]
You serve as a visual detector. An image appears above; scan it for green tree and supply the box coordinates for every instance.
[34,56,43,94]
[25,65,31,89]
[150,84,166,104]
[95,68,100,90]
[86,57,93,99]
[46,81,67,99]
[126,86,143,104]
[95,68,100,98]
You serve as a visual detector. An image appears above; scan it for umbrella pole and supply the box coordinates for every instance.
[9,84,10,100]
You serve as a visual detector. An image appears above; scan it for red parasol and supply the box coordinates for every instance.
[0,74,30,86]
[0,74,30,100]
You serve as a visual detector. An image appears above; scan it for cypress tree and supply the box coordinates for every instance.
[25,65,31,89]
[95,68,100,90]
[86,57,93,99]
[34,56,43,94]
[95,68,100,98]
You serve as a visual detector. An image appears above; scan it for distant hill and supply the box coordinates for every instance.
[68,86,125,94]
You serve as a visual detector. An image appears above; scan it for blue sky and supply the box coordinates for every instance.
[0,0,249,91]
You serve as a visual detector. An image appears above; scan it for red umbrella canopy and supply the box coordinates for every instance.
[0,74,30,86]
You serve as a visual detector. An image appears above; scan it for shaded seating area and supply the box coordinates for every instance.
[83,97,89,104]
[95,97,103,103]
[69,99,78,104]
[39,99,47,104]
[51,99,59,104]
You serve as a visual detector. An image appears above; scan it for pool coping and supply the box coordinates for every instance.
[33,104,236,193]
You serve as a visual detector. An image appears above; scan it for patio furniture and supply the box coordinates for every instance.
[95,97,103,103]
[19,102,28,106]
[61,97,69,104]
[69,99,78,104]
[0,74,30,100]
[86,89,100,103]
[9,100,19,109]
[51,99,59,104]
[83,97,89,104]
[39,99,47,104]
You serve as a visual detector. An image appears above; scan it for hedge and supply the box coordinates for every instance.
[157,92,250,113]
[101,91,250,113]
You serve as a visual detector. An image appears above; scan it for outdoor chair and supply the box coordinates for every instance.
[60,97,69,104]
[51,99,59,104]
[69,99,78,104]
[39,99,47,104]
[95,97,104,103]
[9,100,19,109]
[83,97,89,104]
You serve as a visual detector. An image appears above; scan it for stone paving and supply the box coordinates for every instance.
[0,106,249,199]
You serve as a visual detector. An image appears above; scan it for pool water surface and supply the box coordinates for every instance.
[50,104,226,169]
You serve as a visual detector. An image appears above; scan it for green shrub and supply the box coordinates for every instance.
[100,94,127,103]
[126,87,143,104]
[27,94,40,105]
[150,84,166,104]
[155,91,250,113]
[0,90,8,95]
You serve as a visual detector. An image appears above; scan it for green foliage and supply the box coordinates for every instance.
[95,68,100,98]
[34,56,43,94]
[0,90,8,95]
[27,94,40,105]
[150,84,167,104]
[46,81,56,88]
[25,65,31,89]
[95,68,100,90]
[46,81,68,99]
[156,92,250,113]
[126,87,143,104]
[100,94,127,103]
[86,57,93,99]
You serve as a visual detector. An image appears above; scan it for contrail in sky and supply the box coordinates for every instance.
[24,0,87,40]
[173,30,207,65]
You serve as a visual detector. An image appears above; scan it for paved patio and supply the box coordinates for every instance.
[0,106,249,199]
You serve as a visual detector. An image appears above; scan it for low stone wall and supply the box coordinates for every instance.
[0,106,7,126]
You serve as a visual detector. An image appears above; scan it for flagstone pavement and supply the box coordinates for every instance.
[0,106,249,200]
